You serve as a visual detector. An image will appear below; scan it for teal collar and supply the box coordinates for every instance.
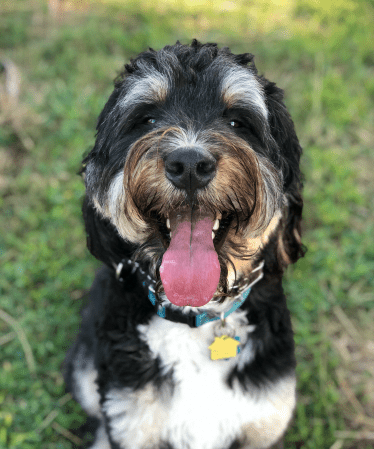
[148,285,252,328]
[147,260,264,328]
[114,257,264,329]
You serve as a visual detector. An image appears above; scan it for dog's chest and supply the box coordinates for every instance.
[139,315,251,449]
[103,314,294,449]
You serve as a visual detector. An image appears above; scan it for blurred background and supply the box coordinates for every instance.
[0,0,373,448]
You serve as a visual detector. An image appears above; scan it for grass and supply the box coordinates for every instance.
[0,0,373,448]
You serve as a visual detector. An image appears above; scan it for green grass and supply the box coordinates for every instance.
[0,0,373,448]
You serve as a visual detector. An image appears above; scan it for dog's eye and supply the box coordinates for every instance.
[229,120,241,128]
[147,118,156,124]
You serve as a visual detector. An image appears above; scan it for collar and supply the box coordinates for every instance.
[115,258,264,328]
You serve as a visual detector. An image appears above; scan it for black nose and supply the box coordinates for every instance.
[164,147,216,193]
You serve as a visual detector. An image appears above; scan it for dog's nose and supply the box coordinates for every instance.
[164,147,216,193]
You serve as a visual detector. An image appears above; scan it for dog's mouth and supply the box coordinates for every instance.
[157,208,233,308]
[158,210,233,250]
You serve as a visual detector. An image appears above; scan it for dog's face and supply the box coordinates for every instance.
[83,41,303,307]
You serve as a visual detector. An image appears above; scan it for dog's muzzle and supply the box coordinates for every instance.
[160,147,221,308]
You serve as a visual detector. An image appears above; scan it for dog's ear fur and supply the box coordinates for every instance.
[82,197,136,267]
[263,81,305,265]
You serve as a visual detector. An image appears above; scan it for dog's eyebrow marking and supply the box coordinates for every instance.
[221,67,268,118]
[121,71,169,111]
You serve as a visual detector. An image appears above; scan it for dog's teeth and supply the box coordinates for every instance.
[166,218,171,229]
[212,231,215,240]
[213,219,220,230]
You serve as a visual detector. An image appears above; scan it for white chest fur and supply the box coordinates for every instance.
[103,313,296,449]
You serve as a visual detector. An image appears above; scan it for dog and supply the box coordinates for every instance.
[63,40,304,449]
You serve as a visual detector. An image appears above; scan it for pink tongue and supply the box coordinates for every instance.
[160,214,220,307]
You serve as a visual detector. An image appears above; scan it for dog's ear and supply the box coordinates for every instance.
[82,196,136,267]
[263,81,305,265]
[278,189,304,265]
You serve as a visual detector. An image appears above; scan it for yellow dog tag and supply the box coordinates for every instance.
[209,335,240,360]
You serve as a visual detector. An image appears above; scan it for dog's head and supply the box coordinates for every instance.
[82,40,303,307]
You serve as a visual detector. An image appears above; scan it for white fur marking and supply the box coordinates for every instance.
[221,67,268,119]
[103,315,295,449]
[107,171,125,219]
[167,127,202,151]
[72,348,101,418]
[121,71,168,111]
[104,383,169,449]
